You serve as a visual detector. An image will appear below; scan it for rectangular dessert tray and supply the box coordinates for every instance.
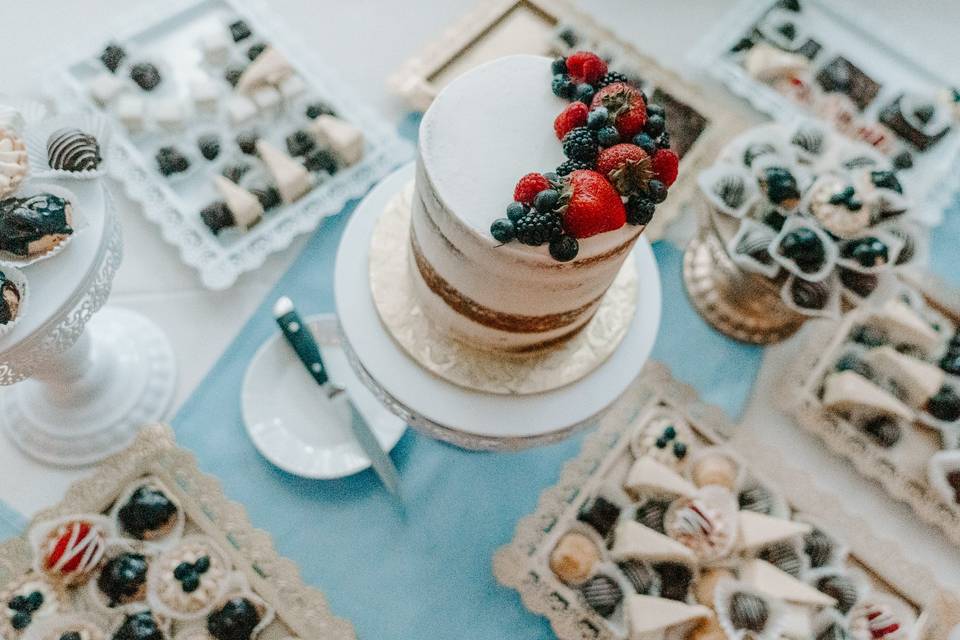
[43,0,410,289]
[788,273,960,550]
[0,424,356,639]
[495,362,960,640]
[691,0,960,225]
[390,0,748,240]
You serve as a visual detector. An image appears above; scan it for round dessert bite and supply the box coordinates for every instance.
[0,127,29,199]
[20,613,106,640]
[629,413,693,471]
[147,536,230,620]
[0,187,75,260]
[110,609,168,640]
[689,448,741,491]
[714,580,784,640]
[579,574,623,619]
[0,266,25,326]
[112,477,183,547]
[548,530,600,585]
[0,573,62,638]
[29,516,108,586]
[91,548,150,610]
[206,592,273,640]
[664,486,739,563]
[46,128,102,173]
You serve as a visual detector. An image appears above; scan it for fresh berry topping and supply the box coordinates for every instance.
[552,74,575,99]
[562,127,599,162]
[574,83,595,104]
[596,71,630,89]
[647,179,668,203]
[515,211,564,246]
[646,103,665,118]
[780,228,826,272]
[651,149,679,186]
[554,102,589,140]
[587,107,610,130]
[550,235,580,262]
[506,201,528,222]
[565,51,608,85]
[643,114,665,137]
[841,237,888,268]
[626,195,656,226]
[632,132,657,155]
[534,189,561,213]
[542,171,560,184]
[561,170,627,239]
[490,218,515,243]
[556,158,593,176]
[596,144,653,196]
[597,126,620,147]
[591,83,647,138]
[657,132,671,149]
[551,57,568,75]
[514,173,552,205]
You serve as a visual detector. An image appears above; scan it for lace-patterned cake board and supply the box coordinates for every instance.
[334,163,661,450]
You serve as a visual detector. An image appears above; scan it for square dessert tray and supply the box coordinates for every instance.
[0,424,356,640]
[41,0,410,289]
[389,0,749,240]
[691,0,960,226]
[494,362,960,640]
[787,273,960,550]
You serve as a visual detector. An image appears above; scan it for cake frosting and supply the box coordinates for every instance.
[410,55,643,352]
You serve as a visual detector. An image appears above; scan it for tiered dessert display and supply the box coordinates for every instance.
[0,104,175,467]
[0,425,356,640]
[336,51,671,447]
[684,120,923,344]
[495,364,960,640]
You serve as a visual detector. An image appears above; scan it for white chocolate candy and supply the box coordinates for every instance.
[255,139,312,203]
[624,456,696,500]
[201,29,231,64]
[227,95,257,127]
[190,76,220,113]
[610,520,696,566]
[625,595,711,640]
[308,114,363,166]
[739,559,837,607]
[864,345,945,408]
[822,370,914,422]
[236,46,293,93]
[736,511,811,552]
[115,95,145,133]
[214,175,263,231]
[252,86,281,116]
[279,74,307,100]
[152,99,186,131]
[89,72,126,106]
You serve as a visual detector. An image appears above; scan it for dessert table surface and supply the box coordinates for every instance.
[0,1,959,639]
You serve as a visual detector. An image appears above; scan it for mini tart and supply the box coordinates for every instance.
[112,477,183,547]
[629,413,694,471]
[0,572,62,638]
[90,548,150,610]
[206,591,274,640]
[110,609,169,640]
[0,190,74,259]
[20,613,105,640]
[29,515,109,586]
[0,128,29,199]
[147,536,231,620]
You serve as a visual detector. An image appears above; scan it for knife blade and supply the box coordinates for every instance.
[273,297,400,495]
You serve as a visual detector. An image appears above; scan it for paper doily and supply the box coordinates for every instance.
[368,182,639,395]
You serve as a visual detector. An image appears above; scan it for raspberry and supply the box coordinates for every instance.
[513,173,551,205]
[596,71,630,89]
[554,102,589,140]
[515,211,564,246]
[566,51,607,85]
[562,127,599,162]
[556,158,593,176]
[651,148,679,186]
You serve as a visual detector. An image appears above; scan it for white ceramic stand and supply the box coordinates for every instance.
[0,181,176,466]
[334,163,662,450]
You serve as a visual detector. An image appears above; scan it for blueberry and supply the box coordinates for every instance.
[490,218,515,243]
[626,196,655,226]
[506,202,528,222]
[644,114,665,137]
[8,595,29,611]
[928,386,960,422]
[632,132,657,155]
[534,189,560,213]
[663,426,676,439]
[574,83,595,104]
[870,170,902,194]
[174,562,193,581]
[180,575,201,593]
[194,555,211,574]
[549,235,579,262]
[551,57,567,75]
[647,179,668,203]
[673,442,687,459]
[597,126,620,147]
[24,591,42,612]
[251,186,282,210]
[646,104,665,118]
[655,436,669,449]
[835,354,872,379]
[862,416,901,448]
[656,132,671,149]
[100,43,126,73]
[587,107,609,130]
[551,74,574,99]
[10,611,30,630]
[222,163,250,183]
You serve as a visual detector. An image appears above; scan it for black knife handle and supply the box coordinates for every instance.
[275,309,329,386]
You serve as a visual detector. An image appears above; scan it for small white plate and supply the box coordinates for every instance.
[241,314,406,479]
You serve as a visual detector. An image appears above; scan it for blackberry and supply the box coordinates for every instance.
[552,74,574,99]
[562,127,599,162]
[285,130,315,157]
[551,57,567,75]
[644,114,665,137]
[596,71,629,89]
[556,158,592,176]
[626,196,655,226]
[549,235,579,261]
[130,62,162,91]
[647,180,668,204]
[155,146,189,176]
[490,218,515,243]
[515,211,563,246]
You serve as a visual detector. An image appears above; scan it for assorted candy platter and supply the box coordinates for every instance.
[0,424,355,640]
[45,0,409,289]
[495,364,958,640]
[692,0,960,225]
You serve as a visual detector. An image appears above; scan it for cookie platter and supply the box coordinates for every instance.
[0,424,356,640]
[390,0,745,240]
[44,0,409,289]
[494,363,960,640]
[692,0,960,225]
[788,275,960,550]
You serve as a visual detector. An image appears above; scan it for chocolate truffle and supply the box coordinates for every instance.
[577,495,620,538]
[729,592,769,632]
[100,43,126,73]
[229,20,252,42]
[207,597,261,640]
[117,485,178,540]
[130,62,162,91]
[198,134,221,161]
[155,146,189,177]
[113,611,164,640]
[98,553,148,606]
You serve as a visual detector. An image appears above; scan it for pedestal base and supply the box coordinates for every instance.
[2,308,176,466]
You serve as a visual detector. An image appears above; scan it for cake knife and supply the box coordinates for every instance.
[272,297,400,495]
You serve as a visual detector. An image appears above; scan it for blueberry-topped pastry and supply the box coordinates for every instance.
[111,610,164,640]
[130,63,162,91]
[778,228,826,274]
[0,270,22,325]
[96,553,148,607]
[808,176,868,238]
[841,237,889,269]
[149,536,229,619]
[0,573,60,638]
[116,482,179,541]
[207,597,264,640]
[99,43,126,73]
[0,192,74,258]
[759,166,800,209]
[47,128,102,172]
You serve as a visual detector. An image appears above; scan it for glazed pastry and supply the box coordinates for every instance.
[879,93,950,151]
[580,575,622,618]
[577,495,620,538]
[0,270,22,324]
[807,175,869,238]
[610,521,696,566]
[254,140,312,203]
[0,573,60,637]
[822,370,913,422]
[149,537,229,618]
[548,532,599,585]
[306,115,363,166]
[737,510,811,553]
[739,559,836,607]
[624,595,710,639]
[207,597,264,640]
[236,47,293,94]
[690,451,738,491]
[46,128,101,172]
[116,482,179,541]
[623,456,696,500]
[34,518,106,585]
[0,129,29,198]
[111,610,165,640]
[96,552,149,607]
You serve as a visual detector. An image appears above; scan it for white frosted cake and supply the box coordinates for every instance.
[410,55,649,352]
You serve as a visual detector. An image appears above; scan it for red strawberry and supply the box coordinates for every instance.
[591,83,647,138]
[554,102,589,140]
[561,170,626,239]
[595,144,653,196]
[513,173,552,205]
[651,148,679,186]
[566,51,607,85]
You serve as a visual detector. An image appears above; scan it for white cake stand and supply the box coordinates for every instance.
[0,180,176,467]
[334,163,662,450]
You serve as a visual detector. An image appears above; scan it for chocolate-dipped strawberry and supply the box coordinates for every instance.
[46,128,102,172]
[116,485,178,541]
[97,553,148,607]
[0,193,74,258]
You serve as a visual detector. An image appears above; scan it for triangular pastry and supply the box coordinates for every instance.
[863,346,945,407]
[308,114,364,166]
[214,176,262,231]
[739,559,837,607]
[236,46,293,94]
[624,456,696,500]
[624,594,711,639]
[822,370,913,422]
[737,511,811,552]
[255,140,312,204]
[610,520,696,566]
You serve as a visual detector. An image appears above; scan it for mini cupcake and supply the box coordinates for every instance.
[29,515,109,586]
[206,591,274,640]
[806,174,870,239]
[0,128,29,199]
[21,613,105,640]
[90,547,150,611]
[112,477,183,548]
[110,609,169,640]
[0,573,62,638]
[147,536,231,621]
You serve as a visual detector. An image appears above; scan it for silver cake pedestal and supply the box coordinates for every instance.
[334,163,662,451]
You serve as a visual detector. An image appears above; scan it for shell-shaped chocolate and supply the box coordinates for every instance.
[46,128,101,172]
[734,226,776,265]
[816,574,860,614]
[617,560,656,595]
[580,575,622,618]
[743,142,778,167]
[758,542,803,578]
[634,499,669,533]
[715,174,747,209]
[729,591,769,632]
[653,562,692,602]
[738,485,774,515]
[789,278,830,311]
[803,528,834,568]
[791,125,825,156]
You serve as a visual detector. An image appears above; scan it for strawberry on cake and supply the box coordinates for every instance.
[410,51,676,352]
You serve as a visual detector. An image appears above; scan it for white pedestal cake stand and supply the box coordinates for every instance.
[335,163,662,450]
[0,180,176,467]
